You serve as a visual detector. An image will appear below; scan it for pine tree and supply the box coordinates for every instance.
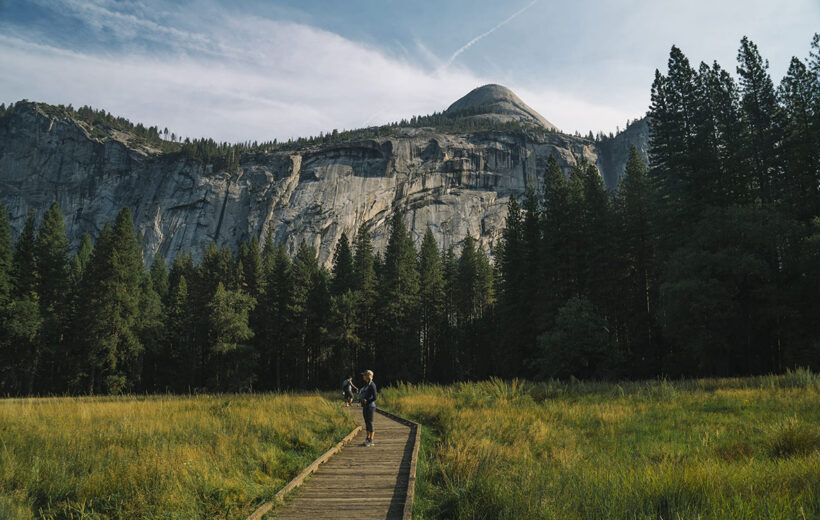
[0,205,12,305]
[207,281,255,391]
[705,62,748,204]
[690,62,725,207]
[163,274,195,391]
[737,36,782,203]
[418,227,445,380]
[542,156,571,317]
[496,195,525,375]
[5,209,42,394]
[331,232,355,297]
[453,235,495,379]
[378,213,420,382]
[617,146,657,372]
[36,202,70,313]
[69,232,93,290]
[78,209,145,394]
[191,242,234,386]
[136,270,163,392]
[779,56,819,218]
[0,205,11,393]
[290,242,329,386]
[150,254,169,303]
[353,225,377,370]
[580,161,614,312]
[35,202,71,392]
[239,236,263,298]
[269,243,294,388]
[13,209,38,298]
[440,245,458,378]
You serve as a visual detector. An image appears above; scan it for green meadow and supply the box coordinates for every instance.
[382,370,820,520]
[1,372,818,519]
[0,394,355,519]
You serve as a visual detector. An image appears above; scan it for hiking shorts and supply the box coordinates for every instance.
[363,405,375,433]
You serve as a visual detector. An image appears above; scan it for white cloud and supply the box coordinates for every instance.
[0,2,639,142]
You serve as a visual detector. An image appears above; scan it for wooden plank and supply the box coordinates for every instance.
[249,406,422,520]
[245,423,362,520]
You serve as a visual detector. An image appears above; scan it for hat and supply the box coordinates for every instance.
[361,369,374,377]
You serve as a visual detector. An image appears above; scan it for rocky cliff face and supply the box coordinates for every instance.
[0,86,648,266]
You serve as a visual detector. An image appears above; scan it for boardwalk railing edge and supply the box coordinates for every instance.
[245,423,363,520]
[376,408,422,520]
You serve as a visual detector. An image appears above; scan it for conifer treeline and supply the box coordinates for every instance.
[0,36,817,395]
[496,35,820,379]
[0,203,496,394]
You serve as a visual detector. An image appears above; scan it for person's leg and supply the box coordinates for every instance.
[367,406,375,443]
[363,406,374,444]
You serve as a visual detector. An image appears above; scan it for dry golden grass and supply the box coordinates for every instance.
[0,393,355,519]
[383,371,820,520]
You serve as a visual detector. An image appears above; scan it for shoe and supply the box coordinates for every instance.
[367,441,375,447]
[362,440,370,446]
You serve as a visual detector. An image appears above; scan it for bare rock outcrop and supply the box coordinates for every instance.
[0,87,647,266]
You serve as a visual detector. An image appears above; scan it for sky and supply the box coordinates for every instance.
[0,0,817,143]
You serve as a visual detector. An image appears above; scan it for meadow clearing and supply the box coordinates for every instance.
[0,393,355,519]
[1,372,818,520]
[382,370,820,520]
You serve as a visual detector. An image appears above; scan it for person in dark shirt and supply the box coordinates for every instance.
[359,370,377,446]
[342,376,358,407]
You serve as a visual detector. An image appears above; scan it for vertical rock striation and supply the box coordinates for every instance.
[0,86,648,265]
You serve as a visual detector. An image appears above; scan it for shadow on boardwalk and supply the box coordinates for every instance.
[271,408,415,520]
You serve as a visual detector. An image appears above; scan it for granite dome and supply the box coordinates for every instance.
[445,84,558,131]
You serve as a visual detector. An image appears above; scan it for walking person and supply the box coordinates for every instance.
[342,376,358,407]
[360,370,377,446]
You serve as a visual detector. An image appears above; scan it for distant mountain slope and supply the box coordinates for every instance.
[0,87,647,266]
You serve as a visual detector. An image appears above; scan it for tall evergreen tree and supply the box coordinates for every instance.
[239,236,263,298]
[353,225,377,370]
[163,274,195,391]
[69,232,93,290]
[497,195,526,375]
[290,242,329,386]
[331,232,355,297]
[737,36,782,203]
[541,156,571,317]
[378,213,420,382]
[207,281,255,391]
[617,146,658,372]
[150,254,169,303]
[13,209,38,298]
[0,205,12,305]
[779,56,819,218]
[35,202,71,392]
[418,227,445,380]
[77,209,145,394]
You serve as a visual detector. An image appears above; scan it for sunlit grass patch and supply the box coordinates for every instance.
[0,394,355,520]
[383,372,820,520]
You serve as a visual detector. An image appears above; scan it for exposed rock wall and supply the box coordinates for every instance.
[0,103,647,266]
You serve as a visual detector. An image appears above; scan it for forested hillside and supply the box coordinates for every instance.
[0,36,817,394]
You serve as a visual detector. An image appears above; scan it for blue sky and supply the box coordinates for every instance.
[0,0,817,142]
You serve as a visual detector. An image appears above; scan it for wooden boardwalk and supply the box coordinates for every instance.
[256,407,419,520]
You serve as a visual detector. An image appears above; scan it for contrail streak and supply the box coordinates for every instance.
[443,0,538,69]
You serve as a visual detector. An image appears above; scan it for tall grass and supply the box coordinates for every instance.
[383,371,820,520]
[0,394,355,519]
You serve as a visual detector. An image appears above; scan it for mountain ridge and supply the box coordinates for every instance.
[0,88,648,267]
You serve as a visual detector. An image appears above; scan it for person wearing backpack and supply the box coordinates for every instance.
[359,370,377,446]
[342,376,358,407]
